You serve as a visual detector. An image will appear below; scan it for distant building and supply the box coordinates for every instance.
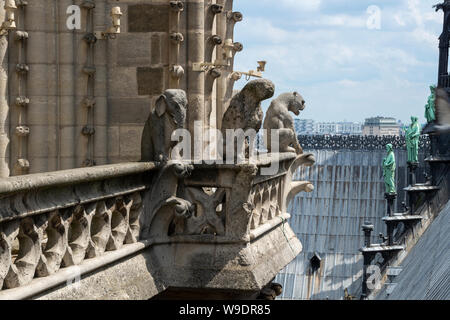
[316,122,339,135]
[294,119,316,135]
[336,122,363,135]
[362,117,401,136]
[294,119,363,135]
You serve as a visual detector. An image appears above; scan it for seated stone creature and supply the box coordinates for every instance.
[263,92,305,154]
[141,89,188,162]
[221,79,275,159]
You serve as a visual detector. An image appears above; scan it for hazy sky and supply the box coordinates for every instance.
[232,0,443,123]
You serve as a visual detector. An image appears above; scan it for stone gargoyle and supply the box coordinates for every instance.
[221,79,275,159]
[263,92,305,154]
[141,89,188,162]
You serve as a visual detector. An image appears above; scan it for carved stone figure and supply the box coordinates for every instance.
[405,116,421,163]
[222,79,275,133]
[141,89,188,162]
[221,79,275,158]
[144,161,196,238]
[425,85,436,123]
[263,92,305,154]
[382,143,396,194]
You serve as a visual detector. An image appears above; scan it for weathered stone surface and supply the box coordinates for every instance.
[119,126,144,159]
[35,248,161,300]
[33,219,299,300]
[108,98,151,125]
[141,89,187,162]
[0,151,314,300]
[117,35,152,67]
[109,67,139,98]
[221,79,275,133]
[137,67,165,96]
[0,0,312,302]
[221,79,275,159]
[128,4,169,33]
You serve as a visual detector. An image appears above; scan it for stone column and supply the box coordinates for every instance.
[74,0,89,168]
[0,1,10,177]
[204,0,222,131]
[186,0,205,160]
[216,0,242,125]
[9,0,29,175]
[169,0,184,89]
[26,0,60,173]
[437,1,450,86]
[361,221,374,300]
[58,0,76,170]
[92,0,108,166]
[215,0,227,130]
[385,193,396,245]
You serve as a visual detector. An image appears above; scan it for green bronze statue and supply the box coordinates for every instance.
[405,116,421,163]
[425,85,436,123]
[382,144,396,194]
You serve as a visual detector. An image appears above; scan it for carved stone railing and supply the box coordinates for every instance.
[147,153,314,241]
[0,163,156,297]
[142,152,315,297]
[298,134,431,151]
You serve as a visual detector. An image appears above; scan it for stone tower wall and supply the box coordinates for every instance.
[0,0,240,176]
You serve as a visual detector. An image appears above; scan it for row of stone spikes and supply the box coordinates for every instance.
[169,1,184,83]
[78,2,123,168]
[0,191,144,291]
[168,1,244,82]
[81,4,97,168]
[13,3,29,174]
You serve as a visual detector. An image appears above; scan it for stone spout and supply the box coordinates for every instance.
[286,181,314,207]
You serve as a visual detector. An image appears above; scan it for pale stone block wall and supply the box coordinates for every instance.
[0,0,235,176]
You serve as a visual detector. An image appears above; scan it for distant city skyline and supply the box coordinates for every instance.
[293,116,409,136]
[291,116,426,125]
[292,116,404,124]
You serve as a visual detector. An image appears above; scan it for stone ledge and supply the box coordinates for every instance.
[0,241,153,300]
[0,162,157,194]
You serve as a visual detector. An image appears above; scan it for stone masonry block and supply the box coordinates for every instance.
[128,4,169,33]
[108,98,151,125]
[117,34,152,67]
[136,67,164,96]
[119,125,144,158]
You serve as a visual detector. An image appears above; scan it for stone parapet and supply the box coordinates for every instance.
[0,152,314,299]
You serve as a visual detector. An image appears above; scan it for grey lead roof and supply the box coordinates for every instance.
[377,200,450,300]
[276,149,428,300]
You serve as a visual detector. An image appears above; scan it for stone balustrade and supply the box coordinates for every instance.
[0,162,156,296]
[0,153,314,299]
[298,134,431,151]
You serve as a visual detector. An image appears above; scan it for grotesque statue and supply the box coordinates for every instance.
[405,116,421,164]
[425,85,436,123]
[141,89,188,162]
[221,79,275,159]
[382,143,396,195]
[263,92,305,154]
